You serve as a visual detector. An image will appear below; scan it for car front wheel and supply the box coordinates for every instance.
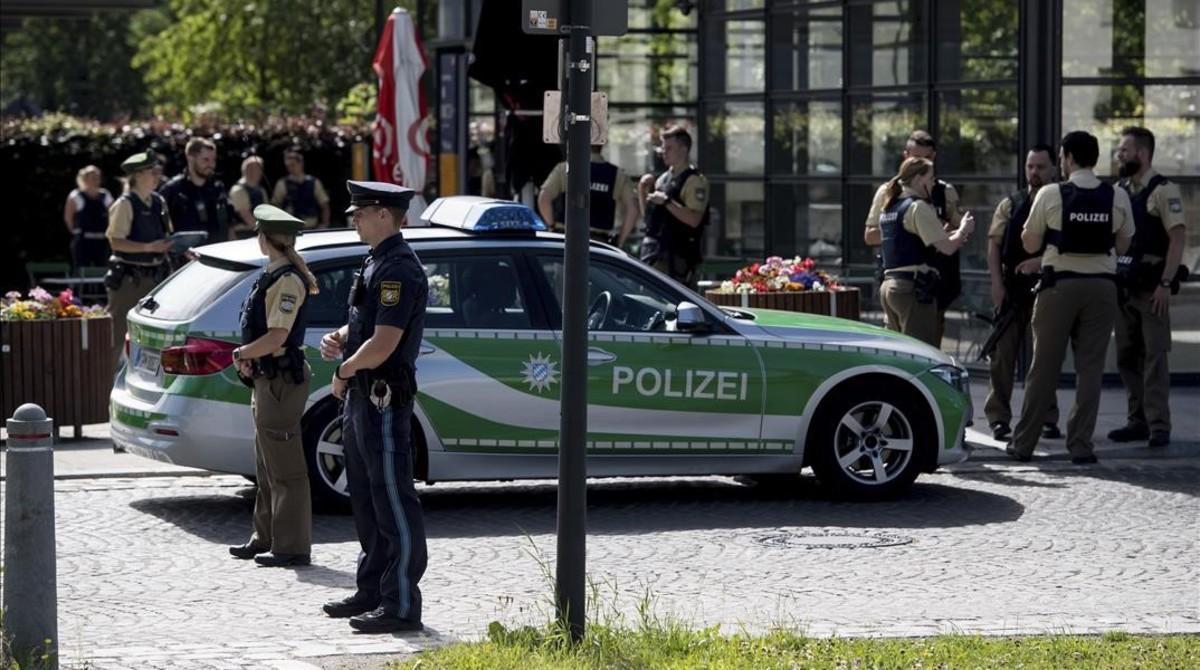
[807,378,933,500]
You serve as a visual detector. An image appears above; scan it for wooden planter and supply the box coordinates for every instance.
[705,288,861,321]
[1,317,113,437]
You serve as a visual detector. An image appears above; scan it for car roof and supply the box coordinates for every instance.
[197,226,612,268]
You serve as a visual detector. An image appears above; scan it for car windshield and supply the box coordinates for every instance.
[138,258,252,321]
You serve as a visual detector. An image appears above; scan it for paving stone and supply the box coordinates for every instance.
[47,457,1200,668]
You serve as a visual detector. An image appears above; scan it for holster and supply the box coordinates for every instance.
[258,348,307,385]
[913,270,938,305]
[104,260,128,290]
[1036,268,1057,293]
[873,254,885,285]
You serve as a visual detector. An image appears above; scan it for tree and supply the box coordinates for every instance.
[134,0,404,119]
[0,12,158,119]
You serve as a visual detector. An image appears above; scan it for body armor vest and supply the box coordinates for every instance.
[880,196,932,270]
[552,161,619,231]
[284,176,320,219]
[1049,182,1115,255]
[114,192,168,265]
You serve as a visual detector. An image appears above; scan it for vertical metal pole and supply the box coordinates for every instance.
[556,0,592,643]
[3,403,58,669]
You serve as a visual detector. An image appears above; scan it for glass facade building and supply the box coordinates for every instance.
[447,0,1198,365]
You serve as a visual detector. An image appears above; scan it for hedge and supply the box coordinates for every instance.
[0,114,371,293]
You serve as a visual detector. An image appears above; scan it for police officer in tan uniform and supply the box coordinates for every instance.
[105,152,173,366]
[865,131,964,344]
[1009,131,1135,464]
[984,144,1061,442]
[1109,126,1187,448]
[229,156,270,239]
[228,204,319,567]
[272,146,331,229]
[537,146,638,246]
[876,157,975,346]
[638,126,710,287]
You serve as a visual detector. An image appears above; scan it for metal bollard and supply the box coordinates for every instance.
[3,403,58,670]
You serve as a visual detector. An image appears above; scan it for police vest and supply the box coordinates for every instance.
[1049,182,1115,255]
[552,161,619,231]
[240,265,310,352]
[114,192,169,265]
[645,167,709,262]
[72,189,111,238]
[284,176,320,219]
[926,180,961,305]
[1119,174,1169,259]
[162,174,230,235]
[245,183,267,210]
[880,196,932,270]
[1000,189,1036,271]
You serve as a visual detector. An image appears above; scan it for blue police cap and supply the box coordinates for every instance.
[344,180,416,214]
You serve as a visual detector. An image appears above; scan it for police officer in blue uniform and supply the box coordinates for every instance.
[319,181,429,634]
[228,204,319,567]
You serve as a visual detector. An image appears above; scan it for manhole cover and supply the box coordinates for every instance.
[753,530,913,550]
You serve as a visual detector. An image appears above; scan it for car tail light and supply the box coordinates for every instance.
[124,333,131,361]
[161,337,236,375]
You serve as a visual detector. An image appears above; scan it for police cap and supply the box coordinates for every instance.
[253,204,305,235]
[345,180,416,214]
[120,151,157,175]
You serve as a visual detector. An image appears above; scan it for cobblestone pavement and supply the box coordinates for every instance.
[15,451,1197,669]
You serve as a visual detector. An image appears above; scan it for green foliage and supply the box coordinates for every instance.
[133,0,395,120]
[399,626,1200,669]
[337,82,378,126]
[0,12,158,119]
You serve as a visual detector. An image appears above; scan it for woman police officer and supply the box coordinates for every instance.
[877,157,975,346]
[228,204,320,567]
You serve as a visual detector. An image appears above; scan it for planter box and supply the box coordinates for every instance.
[705,288,861,321]
[1,317,113,437]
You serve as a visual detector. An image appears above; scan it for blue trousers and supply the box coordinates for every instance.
[342,388,428,621]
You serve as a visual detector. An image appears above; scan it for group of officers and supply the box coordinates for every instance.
[67,139,332,272]
[866,128,1186,464]
[103,145,429,634]
[536,124,711,288]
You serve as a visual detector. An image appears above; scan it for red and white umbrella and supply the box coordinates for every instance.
[372,7,430,223]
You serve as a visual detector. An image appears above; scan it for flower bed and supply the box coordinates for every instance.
[705,256,860,321]
[1,289,112,435]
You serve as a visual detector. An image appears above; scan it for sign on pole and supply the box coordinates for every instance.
[520,0,628,36]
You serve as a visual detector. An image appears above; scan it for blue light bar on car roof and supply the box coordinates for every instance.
[419,196,548,232]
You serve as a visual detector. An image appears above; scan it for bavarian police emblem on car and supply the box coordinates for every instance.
[380,281,401,306]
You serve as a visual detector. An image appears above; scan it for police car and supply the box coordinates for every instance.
[110,196,971,505]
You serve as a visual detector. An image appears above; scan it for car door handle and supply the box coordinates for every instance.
[587,347,617,366]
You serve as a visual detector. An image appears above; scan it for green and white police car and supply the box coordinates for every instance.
[111,196,971,505]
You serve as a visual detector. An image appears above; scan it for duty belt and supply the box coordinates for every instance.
[883,271,917,281]
[74,231,108,240]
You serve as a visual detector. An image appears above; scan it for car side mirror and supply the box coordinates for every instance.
[674,301,710,333]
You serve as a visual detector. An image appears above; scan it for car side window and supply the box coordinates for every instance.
[306,263,358,326]
[423,255,532,329]
[537,256,683,332]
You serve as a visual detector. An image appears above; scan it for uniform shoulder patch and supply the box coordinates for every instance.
[380,280,402,306]
[279,294,298,314]
[1169,198,1183,214]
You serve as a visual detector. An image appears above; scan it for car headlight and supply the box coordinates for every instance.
[928,364,970,395]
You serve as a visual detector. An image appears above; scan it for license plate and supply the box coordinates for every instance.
[136,349,162,377]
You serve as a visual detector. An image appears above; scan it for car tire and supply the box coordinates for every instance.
[301,399,430,513]
[807,377,934,501]
[302,399,353,513]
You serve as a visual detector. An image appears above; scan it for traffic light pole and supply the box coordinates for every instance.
[556,0,593,643]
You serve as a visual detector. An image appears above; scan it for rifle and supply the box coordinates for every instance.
[978,272,1038,361]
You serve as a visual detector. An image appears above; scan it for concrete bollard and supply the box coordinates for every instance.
[3,403,58,670]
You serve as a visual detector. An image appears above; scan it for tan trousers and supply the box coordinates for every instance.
[1012,279,1117,458]
[1114,289,1172,434]
[107,273,157,367]
[880,278,939,347]
[984,298,1060,427]
[249,364,312,555]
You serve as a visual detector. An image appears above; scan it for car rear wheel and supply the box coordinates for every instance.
[302,399,351,512]
[301,399,430,512]
[807,378,933,500]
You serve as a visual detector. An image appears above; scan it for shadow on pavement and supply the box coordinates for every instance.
[130,475,1025,543]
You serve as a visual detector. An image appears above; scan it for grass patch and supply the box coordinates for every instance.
[394,624,1200,669]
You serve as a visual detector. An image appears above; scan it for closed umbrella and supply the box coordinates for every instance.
[373,7,430,223]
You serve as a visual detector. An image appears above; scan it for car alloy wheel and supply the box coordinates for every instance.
[832,400,915,486]
[314,416,349,498]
